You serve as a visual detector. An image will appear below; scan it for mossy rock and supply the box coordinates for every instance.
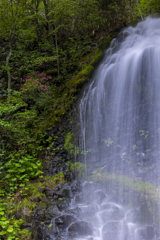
[98,33,117,50]
[92,171,160,204]
[90,49,102,66]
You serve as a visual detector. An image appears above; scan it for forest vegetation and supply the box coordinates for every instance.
[0,0,160,239]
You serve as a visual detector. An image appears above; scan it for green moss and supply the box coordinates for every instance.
[43,172,65,189]
[67,162,85,179]
[92,170,160,203]
[42,32,117,128]
[65,132,74,156]
[90,49,102,66]
[99,33,116,50]
[78,65,94,77]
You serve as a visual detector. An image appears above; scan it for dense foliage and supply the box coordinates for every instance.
[0,0,160,239]
[0,0,136,86]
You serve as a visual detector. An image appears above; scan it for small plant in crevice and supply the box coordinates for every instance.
[43,172,65,190]
[65,132,74,156]
[67,162,85,180]
[65,132,79,157]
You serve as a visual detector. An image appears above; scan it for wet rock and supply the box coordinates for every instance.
[71,180,82,194]
[58,200,70,211]
[45,189,59,199]
[65,207,82,217]
[55,233,70,240]
[48,220,59,237]
[126,209,140,223]
[68,221,93,238]
[135,225,154,240]
[45,205,60,219]
[102,221,128,240]
[32,221,51,240]
[75,193,83,204]
[55,215,77,231]
[34,206,46,220]
[100,203,124,221]
[57,183,71,198]
[80,204,98,220]
[139,203,153,225]
[75,190,94,204]
[91,215,102,228]
[94,190,107,204]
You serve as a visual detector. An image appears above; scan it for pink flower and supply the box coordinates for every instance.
[43,77,46,80]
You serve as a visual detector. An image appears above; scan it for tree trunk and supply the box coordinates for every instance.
[6,44,12,94]
[55,25,59,77]
[136,0,143,20]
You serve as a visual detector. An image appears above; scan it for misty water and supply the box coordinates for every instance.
[52,18,160,240]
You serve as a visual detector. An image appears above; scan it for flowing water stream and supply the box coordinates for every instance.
[51,18,160,240]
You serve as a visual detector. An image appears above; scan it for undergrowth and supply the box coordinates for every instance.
[0,172,65,240]
[0,33,116,239]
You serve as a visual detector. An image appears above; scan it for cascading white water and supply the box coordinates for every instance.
[73,17,160,240]
[50,18,160,240]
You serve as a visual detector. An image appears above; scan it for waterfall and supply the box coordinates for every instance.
[50,18,160,240]
[75,17,160,240]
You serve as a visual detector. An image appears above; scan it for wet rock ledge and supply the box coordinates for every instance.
[31,180,82,240]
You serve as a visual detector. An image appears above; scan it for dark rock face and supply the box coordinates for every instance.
[32,221,50,240]
[43,119,75,180]
[45,205,60,219]
[30,180,83,239]
[30,117,78,239]
[55,215,77,231]
[68,221,93,238]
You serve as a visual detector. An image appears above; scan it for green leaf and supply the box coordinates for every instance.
[19,184,25,187]
[0,230,7,235]
[7,227,14,233]
[5,174,11,179]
